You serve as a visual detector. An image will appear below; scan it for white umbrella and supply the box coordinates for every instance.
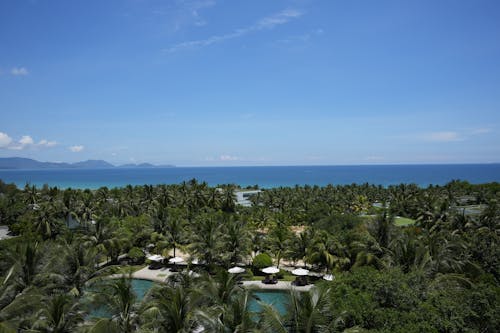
[323,274,334,281]
[147,254,164,262]
[291,268,309,276]
[188,270,200,278]
[228,266,245,274]
[261,266,280,274]
[169,256,184,264]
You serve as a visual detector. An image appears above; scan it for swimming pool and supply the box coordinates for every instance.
[248,290,290,315]
[88,280,291,319]
[87,279,155,319]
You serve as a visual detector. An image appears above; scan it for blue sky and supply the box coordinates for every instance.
[1,0,499,166]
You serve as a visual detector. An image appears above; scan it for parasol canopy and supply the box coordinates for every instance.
[147,254,164,262]
[291,268,310,276]
[168,256,184,264]
[261,266,280,274]
[323,274,334,281]
[228,266,246,274]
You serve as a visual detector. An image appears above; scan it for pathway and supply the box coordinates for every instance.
[242,280,313,291]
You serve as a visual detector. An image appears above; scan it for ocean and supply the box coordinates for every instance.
[0,164,499,189]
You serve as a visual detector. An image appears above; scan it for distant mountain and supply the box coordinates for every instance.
[0,157,174,169]
[71,160,114,169]
[0,157,70,169]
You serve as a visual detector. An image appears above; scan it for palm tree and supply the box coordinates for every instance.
[289,229,314,267]
[267,219,293,268]
[197,289,256,333]
[222,217,251,266]
[2,240,44,292]
[28,294,84,333]
[367,210,395,250]
[140,283,199,333]
[221,186,236,213]
[388,229,431,274]
[309,231,350,273]
[164,210,187,258]
[54,241,100,296]
[32,203,65,240]
[23,184,38,206]
[259,285,342,333]
[87,277,138,333]
[286,286,340,333]
[189,214,223,271]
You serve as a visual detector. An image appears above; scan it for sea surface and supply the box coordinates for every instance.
[0,164,499,189]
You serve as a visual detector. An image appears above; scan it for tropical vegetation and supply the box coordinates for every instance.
[0,179,499,332]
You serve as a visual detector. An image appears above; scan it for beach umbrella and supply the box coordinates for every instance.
[261,266,280,274]
[188,270,200,278]
[169,256,184,264]
[147,254,164,262]
[291,268,309,276]
[323,274,334,281]
[228,266,246,274]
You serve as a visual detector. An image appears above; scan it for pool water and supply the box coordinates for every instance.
[89,280,290,319]
[131,279,154,300]
[248,290,290,316]
[88,279,154,318]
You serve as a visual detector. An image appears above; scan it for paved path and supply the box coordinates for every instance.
[242,280,313,291]
[131,266,174,283]
[110,266,315,292]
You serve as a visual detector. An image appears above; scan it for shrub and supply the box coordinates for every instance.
[128,247,145,263]
[252,253,273,274]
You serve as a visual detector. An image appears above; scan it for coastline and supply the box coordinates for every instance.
[0,164,499,190]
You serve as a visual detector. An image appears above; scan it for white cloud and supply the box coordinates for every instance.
[420,131,462,142]
[166,8,303,52]
[470,128,492,135]
[276,28,324,44]
[0,132,57,150]
[219,154,239,161]
[38,139,57,147]
[0,132,13,148]
[69,145,84,152]
[19,135,34,145]
[11,67,29,76]
[161,0,216,31]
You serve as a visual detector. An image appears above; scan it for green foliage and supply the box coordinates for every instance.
[127,247,144,262]
[252,253,273,271]
[0,179,499,331]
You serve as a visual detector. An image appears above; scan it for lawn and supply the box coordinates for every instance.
[361,214,416,226]
[394,216,416,226]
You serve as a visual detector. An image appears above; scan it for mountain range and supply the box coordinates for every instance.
[0,157,174,169]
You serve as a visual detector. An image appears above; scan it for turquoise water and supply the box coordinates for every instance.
[89,281,290,319]
[248,290,290,316]
[88,279,154,319]
[130,278,154,300]
[1,164,499,189]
